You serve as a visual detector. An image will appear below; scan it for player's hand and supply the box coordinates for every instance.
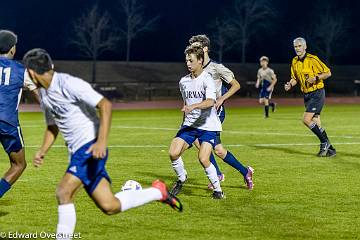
[284,82,292,91]
[306,77,316,84]
[215,97,225,110]
[255,82,259,88]
[181,105,194,114]
[266,86,273,92]
[86,141,107,159]
[33,150,45,168]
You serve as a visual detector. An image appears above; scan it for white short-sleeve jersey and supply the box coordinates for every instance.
[40,72,103,153]
[179,71,222,132]
[203,60,235,99]
[257,67,275,84]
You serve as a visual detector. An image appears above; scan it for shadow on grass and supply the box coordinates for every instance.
[0,211,9,217]
[252,146,315,157]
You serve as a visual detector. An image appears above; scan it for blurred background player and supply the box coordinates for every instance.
[188,34,254,190]
[285,37,336,157]
[0,30,38,198]
[255,56,277,118]
[23,48,182,240]
[169,45,224,199]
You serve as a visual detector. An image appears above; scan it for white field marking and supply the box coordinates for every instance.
[112,125,360,139]
[21,124,360,139]
[24,142,360,149]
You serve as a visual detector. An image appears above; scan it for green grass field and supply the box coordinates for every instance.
[0,104,359,240]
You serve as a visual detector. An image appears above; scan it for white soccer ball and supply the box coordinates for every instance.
[121,180,142,191]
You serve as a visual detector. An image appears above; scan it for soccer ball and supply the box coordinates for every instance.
[121,180,142,191]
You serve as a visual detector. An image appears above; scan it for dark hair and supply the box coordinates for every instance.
[23,48,53,74]
[188,34,211,52]
[0,30,17,54]
[184,45,204,64]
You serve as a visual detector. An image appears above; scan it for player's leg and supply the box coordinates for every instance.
[169,136,190,196]
[214,144,254,190]
[91,178,182,215]
[55,173,83,240]
[194,138,223,178]
[264,98,270,118]
[268,91,276,112]
[0,125,27,198]
[312,115,336,156]
[198,141,224,199]
[0,150,27,198]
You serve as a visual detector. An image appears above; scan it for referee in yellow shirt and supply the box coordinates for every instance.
[285,37,336,157]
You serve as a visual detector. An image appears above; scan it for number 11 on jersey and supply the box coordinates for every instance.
[0,67,11,85]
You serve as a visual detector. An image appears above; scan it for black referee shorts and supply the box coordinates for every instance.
[304,88,325,115]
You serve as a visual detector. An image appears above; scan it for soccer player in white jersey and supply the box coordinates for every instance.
[182,34,254,190]
[169,45,224,199]
[23,48,182,240]
[255,56,277,118]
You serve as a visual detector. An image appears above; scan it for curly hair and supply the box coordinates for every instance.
[188,34,210,52]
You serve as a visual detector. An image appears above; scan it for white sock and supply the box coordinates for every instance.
[115,187,162,212]
[172,157,187,182]
[205,164,222,192]
[56,203,76,240]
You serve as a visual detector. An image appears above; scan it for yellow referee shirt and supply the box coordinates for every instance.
[291,53,330,93]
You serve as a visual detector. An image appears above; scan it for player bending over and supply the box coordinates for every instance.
[0,30,38,198]
[23,48,182,240]
[255,56,277,118]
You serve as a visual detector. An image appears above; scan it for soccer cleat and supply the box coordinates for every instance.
[326,147,336,157]
[271,103,277,112]
[317,142,331,157]
[212,191,225,199]
[207,173,225,190]
[170,175,187,196]
[152,179,183,212]
[244,166,254,190]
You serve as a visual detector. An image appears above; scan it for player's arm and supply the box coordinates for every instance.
[285,64,298,91]
[255,70,261,88]
[307,56,332,83]
[86,97,112,159]
[216,78,240,109]
[34,124,59,167]
[267,72,277,91]
[23,70,41,103]
[215,64,240,109]
[182,98,215,114]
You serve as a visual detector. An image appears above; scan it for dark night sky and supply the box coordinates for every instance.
[2,0,360,64]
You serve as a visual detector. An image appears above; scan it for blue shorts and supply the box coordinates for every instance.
[0,121,24,154]
[259,80,272,99]
[217,105,225,124]
[176,126,218,148]
[67,139,111,195]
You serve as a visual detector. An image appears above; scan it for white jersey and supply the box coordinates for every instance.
[257,67,275,84]
[203,60,235,99]
[179,71,222,131]
[40,72,103,153]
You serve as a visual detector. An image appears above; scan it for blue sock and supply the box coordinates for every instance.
[209,153,222,176]
[0,178,11,198]
[223,151,248,177]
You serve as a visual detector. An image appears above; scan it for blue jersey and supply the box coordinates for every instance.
[0,57,26,127]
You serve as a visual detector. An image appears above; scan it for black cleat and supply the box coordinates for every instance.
[212,191,225,199]
[317,142,331,157]
[326,146,336,157]
[170,176,187,196]
[271,103,277,112]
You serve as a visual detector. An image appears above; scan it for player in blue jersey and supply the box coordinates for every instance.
[0,30,38,198]
[23,48,182,239]
[255,56,277,118]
